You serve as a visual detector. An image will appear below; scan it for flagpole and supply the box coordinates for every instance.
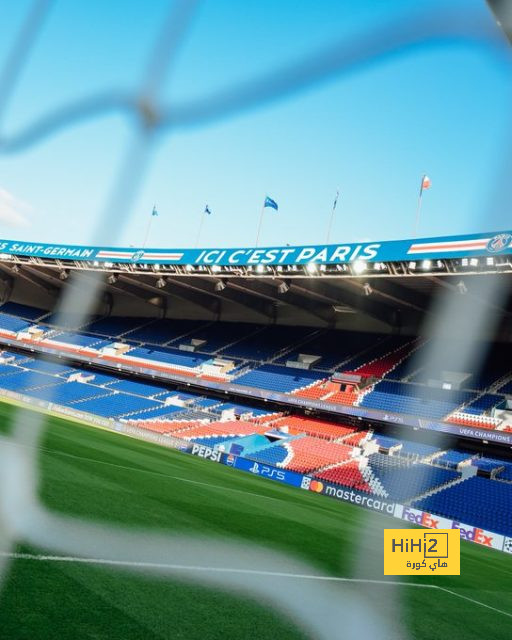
[414,175,425,237]
[142,206,156,249]
[326,189,339,244]
[195,210,206,248]
[255,198,266,247]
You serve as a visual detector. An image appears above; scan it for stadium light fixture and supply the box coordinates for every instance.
[352,260,366,274]
[408,261,416,270]
[214,280,226,292]
[256,264,265,273]
[470,258,479,267]
[421,259,432,270]
[306,262,317,273]
[211,264,221,273]
[486,257,494,266]
[461,258,469,267]
[186,264,194,271]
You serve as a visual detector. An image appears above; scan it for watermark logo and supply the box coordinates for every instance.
[384,529,460,575]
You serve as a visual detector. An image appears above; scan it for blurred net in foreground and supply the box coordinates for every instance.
[0,2,511,639]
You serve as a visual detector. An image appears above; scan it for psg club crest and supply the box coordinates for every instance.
[486,233,512,253]
[131,250,145,262]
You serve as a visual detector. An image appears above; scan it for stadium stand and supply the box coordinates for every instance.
[364,453,461,501]
[413,476,512,536]
[315,460,372,492]
[1,300,512,539]
[360,381,476,420]
[235,364,324,392]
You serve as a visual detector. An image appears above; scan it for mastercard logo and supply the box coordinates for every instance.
[309,480,324,493]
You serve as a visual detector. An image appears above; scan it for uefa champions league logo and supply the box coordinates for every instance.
[486,233,512,253]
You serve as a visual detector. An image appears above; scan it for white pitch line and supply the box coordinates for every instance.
[2,551,512,619]
[0,551,434,586]
[0,437,288,506]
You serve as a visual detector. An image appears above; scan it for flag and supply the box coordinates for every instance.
[204,204,212,215]
[264,196,278,211]
[420,175,431,195]
[152,206,158,217]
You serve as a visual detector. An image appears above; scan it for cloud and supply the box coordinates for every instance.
[0,186,32,227]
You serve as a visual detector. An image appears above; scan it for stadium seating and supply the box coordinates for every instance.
[29,382,113,405]
[0,312,32,334]
[270,415,355,440]
[176,421,268,440]
[463,393,504,415]
[76,393,161,418]
[360,380,476,420]
[50,332,110,349]
[0,302,46,321]
[315,460,372,493]
[220,325,315,360]
[277,330,384,371]
[235,364,323,393]
[365,453,460,501]
[246,442,290,467]
[413,476,512,536]
[348,339,418,379]
[126,346,210,369]
[124,319,207,346]
[435,450,475,469]
[282,437,354,473]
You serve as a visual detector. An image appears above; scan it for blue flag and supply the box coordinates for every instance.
[264,196,278,211]
[204,204,212,215]
[152,206,158,217]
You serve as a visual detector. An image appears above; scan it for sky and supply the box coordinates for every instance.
[0,0,511,250]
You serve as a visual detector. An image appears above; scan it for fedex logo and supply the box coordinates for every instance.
[451,523,493,547]
[402,508,439,529]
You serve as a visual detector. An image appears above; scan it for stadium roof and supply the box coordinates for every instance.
[1,230,511,327]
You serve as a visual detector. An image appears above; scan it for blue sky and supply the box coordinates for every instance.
[0,0,511,249]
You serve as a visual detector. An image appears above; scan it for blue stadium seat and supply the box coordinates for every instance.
[235,364,323,393]
[413,476,512,536]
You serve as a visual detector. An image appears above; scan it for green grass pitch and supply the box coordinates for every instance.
[0,400,511,640]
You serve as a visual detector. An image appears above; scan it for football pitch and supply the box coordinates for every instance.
[0,401,511,640]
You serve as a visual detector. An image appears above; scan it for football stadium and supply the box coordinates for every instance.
[1,1,512,640]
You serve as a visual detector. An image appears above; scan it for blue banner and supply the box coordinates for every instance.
[0,230,511,265]
[221,453,306,487]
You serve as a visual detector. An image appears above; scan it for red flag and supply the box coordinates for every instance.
[420,175,431,194]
